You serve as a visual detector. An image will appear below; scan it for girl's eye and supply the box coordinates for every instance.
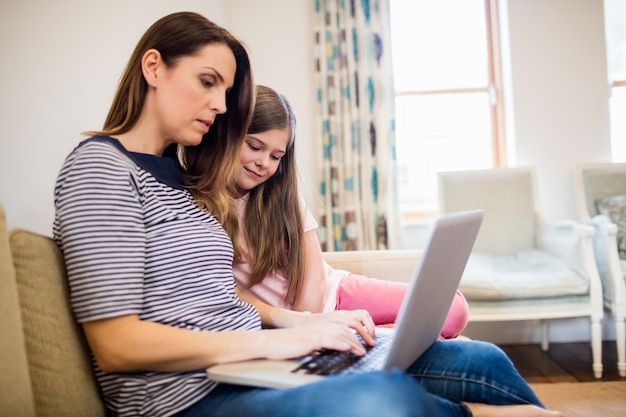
[247,143,260,151]
[271,155,282,161]
[201,78,214,88]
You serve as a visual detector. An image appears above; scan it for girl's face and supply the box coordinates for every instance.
[235,128,290,194]
[154,42,236,148]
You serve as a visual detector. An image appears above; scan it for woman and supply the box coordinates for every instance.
[54,12,564,417]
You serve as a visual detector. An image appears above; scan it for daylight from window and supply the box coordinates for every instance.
[605,0,626,162]
[389,0,495,217]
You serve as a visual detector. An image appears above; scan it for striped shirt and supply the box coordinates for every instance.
[53,136,261,417]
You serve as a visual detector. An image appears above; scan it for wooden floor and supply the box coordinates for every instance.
[499,340,625,383]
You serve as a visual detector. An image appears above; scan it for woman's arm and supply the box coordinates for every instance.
[292,229,327,312]
[82,310,375,373]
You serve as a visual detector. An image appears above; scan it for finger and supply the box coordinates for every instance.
[320,324,366,356]
[351,310,375,346]
[353,320,375,347]
[344,329,367,356]
[334,310,375,347]
[360,310,376,338]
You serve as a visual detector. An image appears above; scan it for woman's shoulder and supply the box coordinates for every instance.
[56,136,138,192]
[65,135,135,169]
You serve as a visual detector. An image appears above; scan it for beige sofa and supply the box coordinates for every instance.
[0,203,420,417]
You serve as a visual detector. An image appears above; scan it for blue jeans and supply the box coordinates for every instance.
[176,340,543,417]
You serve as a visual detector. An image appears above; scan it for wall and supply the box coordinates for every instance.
[0,0,616,343]
[504,0,611,223]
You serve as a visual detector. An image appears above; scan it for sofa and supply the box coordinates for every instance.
[0,203,421,417]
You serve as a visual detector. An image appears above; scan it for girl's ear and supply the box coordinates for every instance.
[141,48,162,87]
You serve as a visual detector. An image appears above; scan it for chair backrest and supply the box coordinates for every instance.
[575,162,626,220]
[0,201,108,417]
[438,167,537,256]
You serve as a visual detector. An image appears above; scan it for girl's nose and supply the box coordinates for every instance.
[256,154,269,168]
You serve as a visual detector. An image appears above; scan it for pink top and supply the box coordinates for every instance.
[231,195,470,336]
[232,195,344,312]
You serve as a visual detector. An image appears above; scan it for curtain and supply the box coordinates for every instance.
[313,0,399,251]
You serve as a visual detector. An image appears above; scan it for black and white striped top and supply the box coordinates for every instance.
[53,136,261,417]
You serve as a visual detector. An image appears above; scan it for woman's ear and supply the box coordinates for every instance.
[141,48,161,87]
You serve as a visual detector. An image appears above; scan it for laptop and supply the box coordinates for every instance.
[206,209,483,389]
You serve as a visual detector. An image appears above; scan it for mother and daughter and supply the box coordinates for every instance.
[53,11,566,417]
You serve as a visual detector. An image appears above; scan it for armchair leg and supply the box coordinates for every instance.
[540,320,549,351]
[617,319,626,377]
[591,318,603,379]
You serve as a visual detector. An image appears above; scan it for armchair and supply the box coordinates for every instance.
[438,167,604,378]
[575,162,626,377]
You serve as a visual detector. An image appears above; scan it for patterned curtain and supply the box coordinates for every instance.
[313,0,400,251]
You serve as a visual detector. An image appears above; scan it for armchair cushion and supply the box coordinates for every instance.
[460,250,589,301]
[596,194,626,260]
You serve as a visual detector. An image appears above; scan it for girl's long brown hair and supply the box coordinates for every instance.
[191,85,306,305]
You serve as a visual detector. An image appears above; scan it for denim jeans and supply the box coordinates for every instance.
[176,340,542,417]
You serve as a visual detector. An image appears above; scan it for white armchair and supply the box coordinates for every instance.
[438,167,604,378]
[575,162,626,377]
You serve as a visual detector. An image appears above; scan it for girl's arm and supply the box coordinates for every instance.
[82,309,374,373]
[292,229,327,313]
[235,288,313,328]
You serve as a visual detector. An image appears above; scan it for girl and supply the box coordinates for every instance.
[223,84,469,338]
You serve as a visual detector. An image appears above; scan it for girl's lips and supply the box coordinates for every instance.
[245,167,262,179]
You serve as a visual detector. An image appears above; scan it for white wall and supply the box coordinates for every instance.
[0,0,616,343]
[504,0,612,223]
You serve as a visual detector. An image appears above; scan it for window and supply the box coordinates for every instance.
[389,0,505,220]
[604,0,626,162]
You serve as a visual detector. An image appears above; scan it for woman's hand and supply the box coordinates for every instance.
[235,289,376,359]
[302,309,376,345]
[259,310,376,359]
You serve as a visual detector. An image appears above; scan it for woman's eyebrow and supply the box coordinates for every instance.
[202,66,225,83]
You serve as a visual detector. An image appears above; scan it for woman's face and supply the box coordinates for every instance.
[235,128,290,194]
[154,42,236,147]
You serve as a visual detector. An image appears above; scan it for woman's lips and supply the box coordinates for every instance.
[197,119,212,133]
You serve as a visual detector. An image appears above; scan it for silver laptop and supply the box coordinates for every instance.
[207,209,483,389]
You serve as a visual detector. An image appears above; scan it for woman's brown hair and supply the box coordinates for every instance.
[86,11,255,221]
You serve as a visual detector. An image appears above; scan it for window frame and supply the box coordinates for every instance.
[393,0,506,221]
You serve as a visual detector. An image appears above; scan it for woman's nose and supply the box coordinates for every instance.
[209,91,228,114]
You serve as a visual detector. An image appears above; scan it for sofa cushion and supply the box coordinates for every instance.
[9,228,107,417]
[0,206,35,417]
[596,194,626,260]
[459,250,589,301]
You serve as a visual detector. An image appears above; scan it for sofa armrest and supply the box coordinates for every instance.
[321,249,422,283]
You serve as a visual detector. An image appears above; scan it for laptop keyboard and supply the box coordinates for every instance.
[292,332,394,376]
